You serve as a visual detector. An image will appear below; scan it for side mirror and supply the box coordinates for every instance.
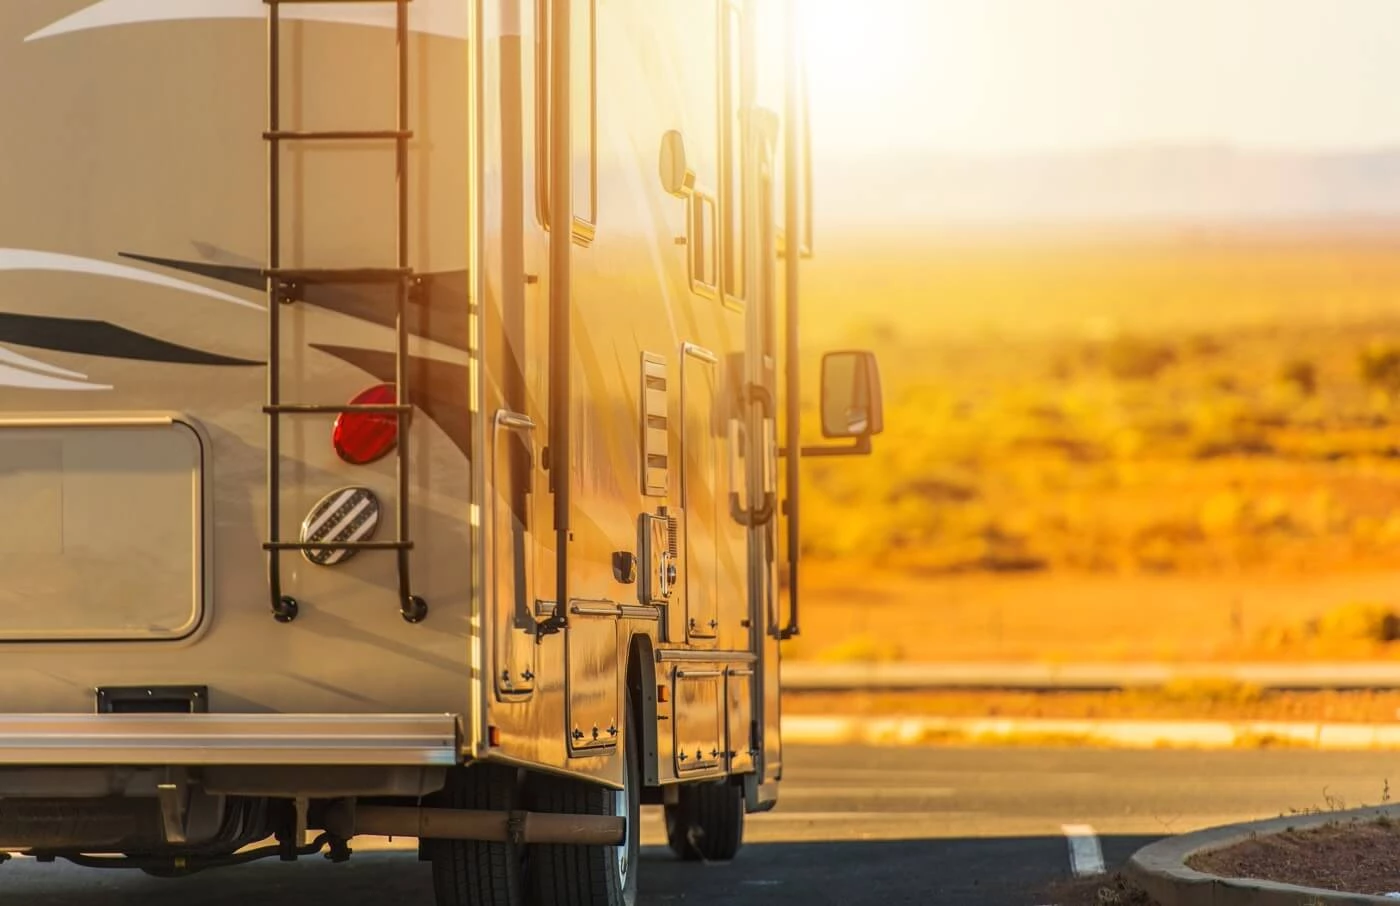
[820,351,883,439]
[658,130,695,197]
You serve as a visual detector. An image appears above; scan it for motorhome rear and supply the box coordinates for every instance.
[0,2,882,903]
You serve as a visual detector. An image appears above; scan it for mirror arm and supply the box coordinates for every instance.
[782,436,873,458]
[802,438,871,457]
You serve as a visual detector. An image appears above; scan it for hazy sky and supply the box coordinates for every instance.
[801,0,1400,156]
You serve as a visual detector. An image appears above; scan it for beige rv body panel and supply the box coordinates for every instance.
[0,0,796,805]
[0,4,479,733]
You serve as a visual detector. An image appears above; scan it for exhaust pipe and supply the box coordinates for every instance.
[324,803,625,846]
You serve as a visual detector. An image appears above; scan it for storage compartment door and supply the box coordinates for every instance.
[491,410,537,699]
[681,344,719,643]
[725,666,755,774]
[565,607,620,754]
[672,667,724,775]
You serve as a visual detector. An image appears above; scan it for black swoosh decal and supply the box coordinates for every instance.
[110,252,475,457]
[311,343,472,457]
[121,252,471,352]
[121,252,265,292]
[0,313,260,367]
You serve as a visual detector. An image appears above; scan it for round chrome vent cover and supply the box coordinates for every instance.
[300,486,381,566]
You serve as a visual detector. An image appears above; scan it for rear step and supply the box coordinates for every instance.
[96,686,208,714]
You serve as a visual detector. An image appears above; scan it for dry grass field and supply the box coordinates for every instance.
[787,226,1400,664]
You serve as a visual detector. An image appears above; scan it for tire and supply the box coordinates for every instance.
[428,763,526,906]
[529,705,640,906]
[664,780,744,862]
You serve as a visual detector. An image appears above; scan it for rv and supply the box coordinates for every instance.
[0,1,882,903]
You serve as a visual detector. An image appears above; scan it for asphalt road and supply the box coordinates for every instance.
[4,745,1398,905]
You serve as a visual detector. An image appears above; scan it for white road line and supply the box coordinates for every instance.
[1061,823,1105,877]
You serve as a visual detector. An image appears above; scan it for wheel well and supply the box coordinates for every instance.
[626,633,660,787]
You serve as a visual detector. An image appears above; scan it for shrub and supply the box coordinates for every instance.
[1187,334,1226,358]
[1359,344,1400,396]
[1143,678,1263,706]
[1210,373,1241,393]
[1189,401,1276,459]
[1103,336,1178,381]
[1132,519,1206,572]
[1048,354,1076,381]
[1311,602,1400,643]
[894,477,980,504]
[1280,359,1318,396]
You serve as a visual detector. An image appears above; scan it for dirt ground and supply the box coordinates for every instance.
[789,564,1400,664]
[1189,818,1400,897]
[782,688,1400,724]
[1039,873,1160,906]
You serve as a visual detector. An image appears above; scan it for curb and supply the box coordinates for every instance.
[781,715,1400,750]
[1126,804,1400,905]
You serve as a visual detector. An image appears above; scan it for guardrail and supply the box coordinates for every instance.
[780,661,1400,692]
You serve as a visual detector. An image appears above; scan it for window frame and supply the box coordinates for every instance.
[719,0,747,310]
[688,190,720,298]
[535,0,598,246]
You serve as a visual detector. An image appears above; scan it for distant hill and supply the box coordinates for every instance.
[816,145,1400,231]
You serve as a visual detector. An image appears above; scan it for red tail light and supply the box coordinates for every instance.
[333,384,399,465]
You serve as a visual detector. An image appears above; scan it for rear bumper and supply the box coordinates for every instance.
[0,713,461,767]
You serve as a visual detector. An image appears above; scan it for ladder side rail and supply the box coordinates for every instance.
[393,0,421,619]
[266,0,288,618]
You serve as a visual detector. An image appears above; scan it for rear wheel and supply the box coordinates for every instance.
[664,780,744,862]
[529,705,640,906]
[428,763,526,906]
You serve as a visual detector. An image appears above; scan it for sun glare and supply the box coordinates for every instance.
[793,0,953,156]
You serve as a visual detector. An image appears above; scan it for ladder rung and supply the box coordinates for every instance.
[264,541,414,552]
[265,130,412,142]
[266,267,413,284]
[265,404,412,416]
[266,0,410,5]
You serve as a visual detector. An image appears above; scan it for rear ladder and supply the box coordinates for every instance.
[261,0,427,625]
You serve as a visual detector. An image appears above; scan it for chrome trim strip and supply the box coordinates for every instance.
[570,602,621,617]
[0,414,175,428]
[681,342,719,365]
[0,713,460,767]
[466,0,487,760]
[618,605,661,621]
[655,649,757,664]
[680,760,723,773]
[494,410,537,432]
